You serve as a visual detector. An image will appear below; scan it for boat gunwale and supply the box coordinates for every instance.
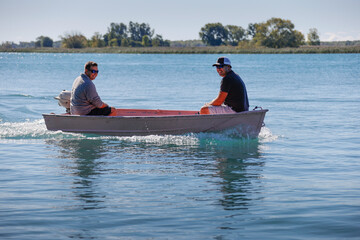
[42,109,269,120]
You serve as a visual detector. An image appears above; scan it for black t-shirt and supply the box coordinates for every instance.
[220,70,249,112]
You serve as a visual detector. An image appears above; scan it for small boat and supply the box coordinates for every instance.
[43,91,268,137]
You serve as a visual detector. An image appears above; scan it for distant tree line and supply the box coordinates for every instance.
[60,21,170,49]
[0,18,324,49]
[200,18,320,48]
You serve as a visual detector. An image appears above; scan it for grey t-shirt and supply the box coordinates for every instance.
[70,73,105,115]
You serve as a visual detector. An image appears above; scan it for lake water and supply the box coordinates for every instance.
[0,53,359,239]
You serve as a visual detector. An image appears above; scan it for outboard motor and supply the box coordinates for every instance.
[55,90,71,113]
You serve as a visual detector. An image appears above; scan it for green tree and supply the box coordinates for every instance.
[226,25,246,46]
[252,18,304,48]
[61,32,88,48]
[152,35,162,47]
[90,32,105,47]
[128,22,154,42]
[129,40,143,47]
[35,36,53,47]
[152,34,170,47]
[121,38,130,47]
[199,23,228,46]
[293,30,306,47]
[246,23,259,39]
[162,40,170,47]
[104,22,127,46]
[35,39,41,48]
[109,38,119,47]
[142,35,151,47]
[42,36,53,47]
[307,28,320,45]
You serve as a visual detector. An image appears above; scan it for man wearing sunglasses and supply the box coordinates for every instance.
[200,57,249,114]
[70,61,114,115]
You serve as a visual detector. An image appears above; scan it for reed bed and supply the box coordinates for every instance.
[1,45,360,54]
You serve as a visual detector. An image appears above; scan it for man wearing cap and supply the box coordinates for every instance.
[200,57,249,114]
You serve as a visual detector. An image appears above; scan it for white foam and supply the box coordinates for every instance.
[100,134,201,146]
[0,119,278,147]
[0,119,81,140]
[258,127,279,143]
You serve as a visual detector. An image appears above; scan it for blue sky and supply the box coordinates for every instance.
[1,0,359,43]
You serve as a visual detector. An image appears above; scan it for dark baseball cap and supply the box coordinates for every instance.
[212,57,231,67]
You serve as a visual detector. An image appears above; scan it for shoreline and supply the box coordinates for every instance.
[1,45,360,54]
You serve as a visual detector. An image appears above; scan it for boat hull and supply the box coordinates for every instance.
[42,109,268,137]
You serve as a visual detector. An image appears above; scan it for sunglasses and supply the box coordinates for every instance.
[90,69,99,74]
[215,65,225,69]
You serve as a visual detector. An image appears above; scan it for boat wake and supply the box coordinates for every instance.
[0,119,81,140]
[0,119,278,145]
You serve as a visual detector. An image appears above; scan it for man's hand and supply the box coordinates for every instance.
[100,103,108,108]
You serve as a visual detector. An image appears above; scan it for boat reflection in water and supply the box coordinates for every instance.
[45,131,266,237]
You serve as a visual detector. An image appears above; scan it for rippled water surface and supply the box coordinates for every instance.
[0,53,359,239]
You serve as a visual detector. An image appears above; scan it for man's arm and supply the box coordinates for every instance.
[209,91,228,106]
[200,91,228,114]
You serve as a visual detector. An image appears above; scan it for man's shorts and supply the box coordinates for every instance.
[207,105,236,114]
[87,106,112,116]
